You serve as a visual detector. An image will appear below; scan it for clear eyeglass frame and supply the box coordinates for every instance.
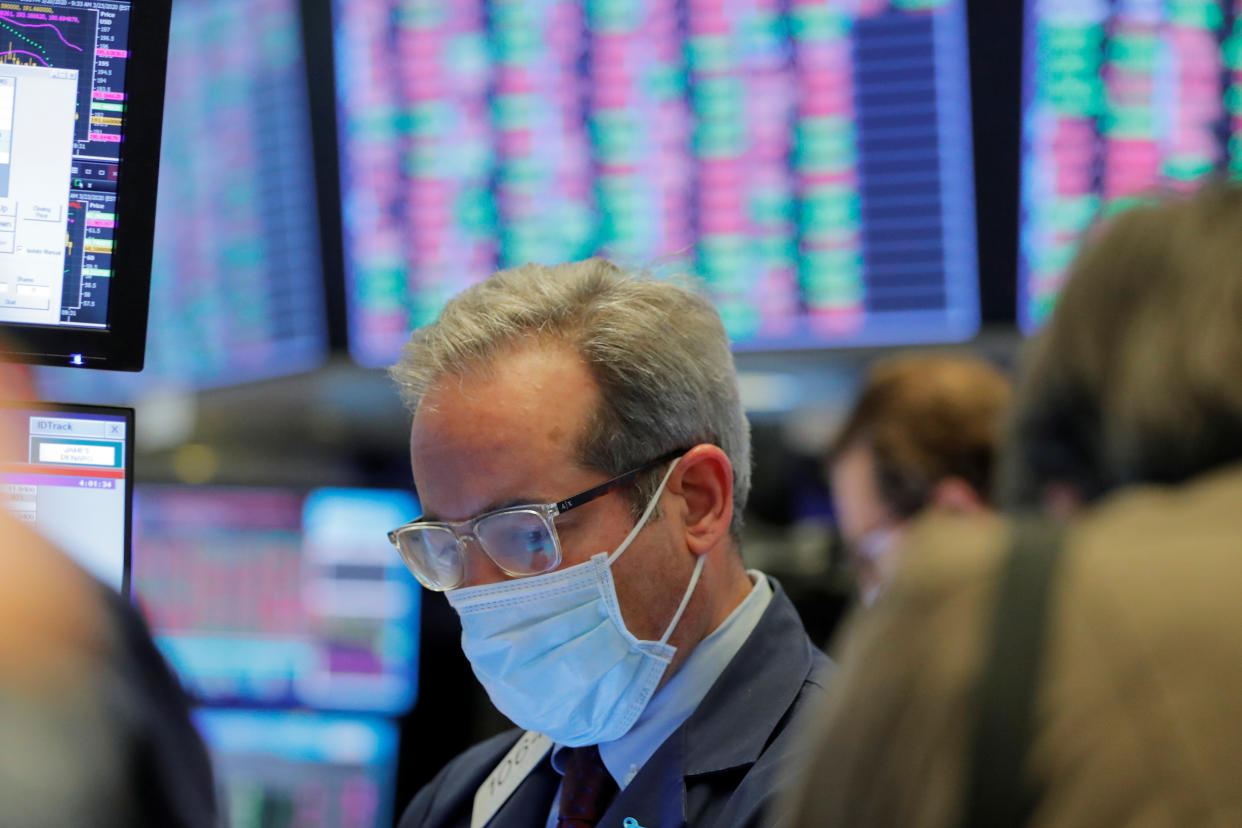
[388,447,690,591]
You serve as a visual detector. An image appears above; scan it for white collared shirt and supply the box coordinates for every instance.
[543,570,774,827]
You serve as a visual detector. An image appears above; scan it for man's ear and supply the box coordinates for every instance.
[667,444,734,555]
[928,476,988,515]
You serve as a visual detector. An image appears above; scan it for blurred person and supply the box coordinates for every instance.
[828,354,1012,605]
[780,181,1242,827]
[0,363,216,827]
[389,258,830,828]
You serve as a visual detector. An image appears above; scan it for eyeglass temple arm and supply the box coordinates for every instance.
[553,448,692,514]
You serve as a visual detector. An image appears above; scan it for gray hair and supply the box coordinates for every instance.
[391,257,752,539]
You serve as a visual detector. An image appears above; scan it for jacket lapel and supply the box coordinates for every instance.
[487,753,562,828]
[605,732,687,826]
[683,582,823,775]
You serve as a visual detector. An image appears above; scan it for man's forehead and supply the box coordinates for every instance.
[412,348,592,442]
[408,344,601,512]
[410,391,566,469]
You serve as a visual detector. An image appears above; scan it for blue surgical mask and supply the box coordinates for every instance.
[445,462,704,746]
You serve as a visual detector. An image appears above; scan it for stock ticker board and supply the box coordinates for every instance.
[1020,0,1242,331]
[334,0,981,366]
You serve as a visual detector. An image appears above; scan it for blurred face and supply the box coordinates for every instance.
[409,341,695,644]
[0,363,35,461]
[830,442,904,605]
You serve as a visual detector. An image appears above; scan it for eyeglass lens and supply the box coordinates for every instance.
[397,510,559,588]
[396,525,463,589]
[475,510,558,575]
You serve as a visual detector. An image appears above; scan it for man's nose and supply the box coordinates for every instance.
[459,535,510,588]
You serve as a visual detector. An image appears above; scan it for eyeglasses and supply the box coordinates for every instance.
[388,448,689,591]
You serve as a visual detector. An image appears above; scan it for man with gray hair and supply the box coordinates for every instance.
[388,258,829,828]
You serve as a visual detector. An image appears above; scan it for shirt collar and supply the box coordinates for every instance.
[551,570,774,788]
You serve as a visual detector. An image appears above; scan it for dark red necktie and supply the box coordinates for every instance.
[556,745,618,828]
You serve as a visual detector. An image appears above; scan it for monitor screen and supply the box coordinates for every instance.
[0,401,131,592]
[333,0,980,366]
[133,486,420,713]
[1018,0,1240,331]
[0,0,170,370]
[34,0,328,399]
[195,709,399,828]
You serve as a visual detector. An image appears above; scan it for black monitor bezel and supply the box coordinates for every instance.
[0,399,134,597]
[0,0,172,372]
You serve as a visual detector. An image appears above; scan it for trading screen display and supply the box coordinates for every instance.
[132,486,420,714]
[196,709,399,828]
[334,0,980,366]
[36,0,327,398]
[0,403,128,591]
[0,0,131,329]
[1019,0,1242,330]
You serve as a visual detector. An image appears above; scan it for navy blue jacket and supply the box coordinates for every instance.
[398,582,831,828]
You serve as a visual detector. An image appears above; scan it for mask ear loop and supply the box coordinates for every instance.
[659,553,705,645]
[597,455,708,647]
[607,458,682,566]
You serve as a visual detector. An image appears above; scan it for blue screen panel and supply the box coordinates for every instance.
[301,488,423,713]
[35,0,327,401]
[334,0,979,365]
[133,486,420,713]
[196,709,399,828]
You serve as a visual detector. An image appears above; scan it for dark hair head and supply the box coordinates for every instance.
[829,354,1013,518]
[1000,180,1242,508]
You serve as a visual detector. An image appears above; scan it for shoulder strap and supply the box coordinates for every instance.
[960,517,1066,828]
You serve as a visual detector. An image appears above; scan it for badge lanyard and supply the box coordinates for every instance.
[471,731,554,828]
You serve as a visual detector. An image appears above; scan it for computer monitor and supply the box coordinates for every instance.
[132,486,420,713]
[0,401,131,592]
[333,0,980,365]
[34,0,327,400]
[195,709,399,828]
[0,0,171,370]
